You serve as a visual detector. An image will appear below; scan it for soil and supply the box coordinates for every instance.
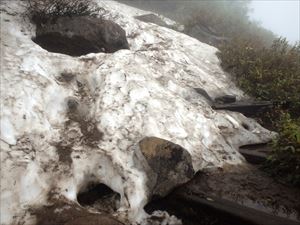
[55,143,73,166]
[32,197,124,225]
[145,164,300,225]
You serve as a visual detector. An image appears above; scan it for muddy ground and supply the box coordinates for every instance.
[145,164,300,225]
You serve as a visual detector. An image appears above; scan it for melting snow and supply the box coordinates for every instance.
[0,1,275,224]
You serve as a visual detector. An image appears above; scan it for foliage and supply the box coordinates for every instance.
[25,0,104,25]
[218,36,300,186]
[264,113,300,186]
[218,37,300,118]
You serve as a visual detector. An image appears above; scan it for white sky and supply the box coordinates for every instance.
[250,0,300,44]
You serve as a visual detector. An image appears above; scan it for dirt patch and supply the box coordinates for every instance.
[79,120,103,146]
[57,72,76,83]
[145,164,300,225]
[66,97,103,147]
[183,165,300,220]
[55,142,73,166]
[32,197,124,225]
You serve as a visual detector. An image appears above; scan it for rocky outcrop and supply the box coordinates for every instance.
[137,137,194,197]
[34,16,129,56]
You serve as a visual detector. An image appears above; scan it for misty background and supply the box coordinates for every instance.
[120,0,299,46]
[250,0,300,44]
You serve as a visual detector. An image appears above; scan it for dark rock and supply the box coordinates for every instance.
[215,95,236,104]
[138,137,194,197]
[33,16,129,56]
[194,88,213,102]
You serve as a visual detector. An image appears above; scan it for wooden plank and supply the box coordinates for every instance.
[212,101,273,116]
[172,192,300,225]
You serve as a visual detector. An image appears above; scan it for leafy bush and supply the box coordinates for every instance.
[218,37,300,118]
[26,0,104,24]
[264,114,300,186]
[218,37,300,186]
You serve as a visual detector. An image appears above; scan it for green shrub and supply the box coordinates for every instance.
[218,37,300,118]
[26,0,104,25]
[218,37,300,186]
[264,113,300,186]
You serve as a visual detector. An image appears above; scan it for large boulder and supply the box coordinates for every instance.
[137,137,194,197]
[33,16,129,56]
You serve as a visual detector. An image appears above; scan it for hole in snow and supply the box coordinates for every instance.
[32,17,129,56]
[32,34,104,56]
[77,183,121,214]
[242,123,250,130]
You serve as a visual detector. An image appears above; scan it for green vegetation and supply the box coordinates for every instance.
[212,7,300,186]
[264,114,300,186]
[212,11,300,187]
[25,0,104,25]
[218,38,300,118]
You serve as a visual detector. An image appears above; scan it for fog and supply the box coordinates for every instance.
[118,0,299,45]
[250,0,300,44]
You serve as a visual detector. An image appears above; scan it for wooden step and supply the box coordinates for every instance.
[212,101,273,116]
[172,192,300,225]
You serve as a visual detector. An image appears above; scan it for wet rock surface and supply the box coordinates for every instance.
[138,137,194,197]
[34,16,129,56]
